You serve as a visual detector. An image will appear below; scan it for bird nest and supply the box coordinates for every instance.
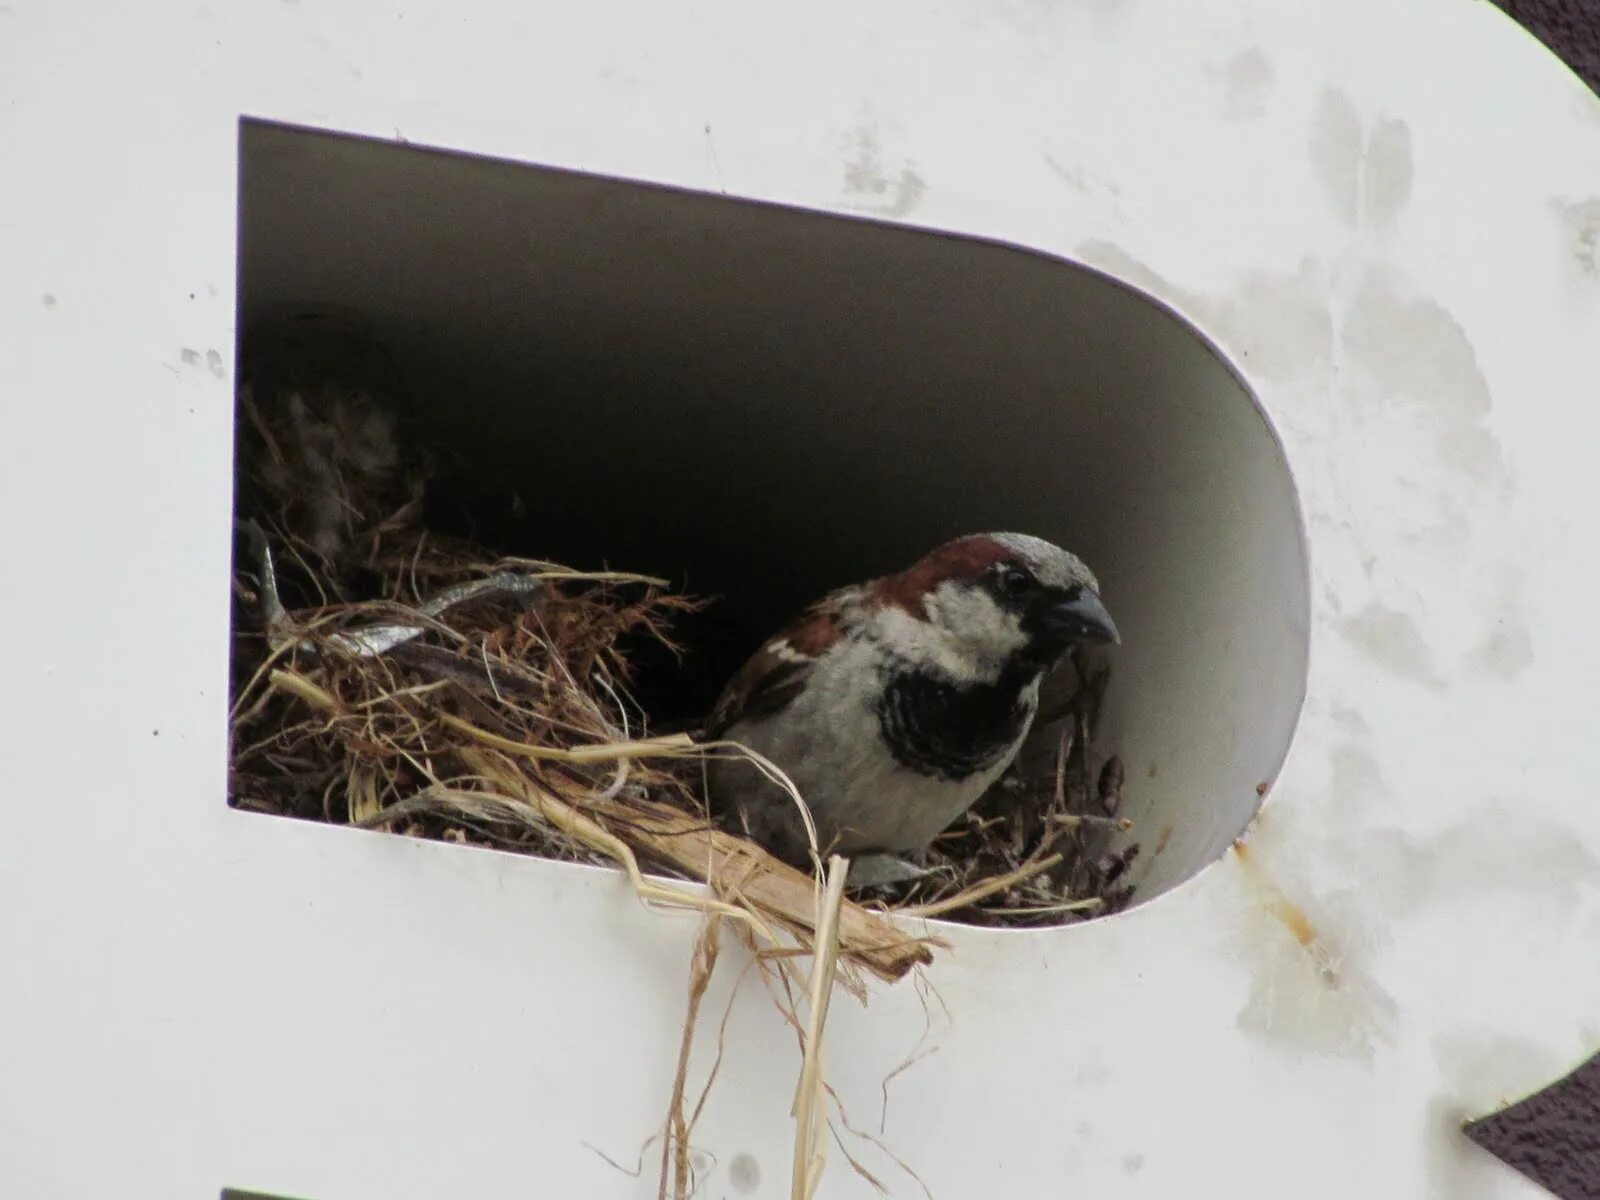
[229,354,1140,964]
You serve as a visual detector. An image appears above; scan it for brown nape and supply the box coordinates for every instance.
[873,534,1014,613]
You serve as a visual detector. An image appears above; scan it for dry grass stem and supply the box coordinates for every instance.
[791,854,849,1200]
[895,853,1065,920]
[660,914,721,1200]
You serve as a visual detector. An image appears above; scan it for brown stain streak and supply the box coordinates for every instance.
[1149,824,1175,862]
[1231,840,1329,967]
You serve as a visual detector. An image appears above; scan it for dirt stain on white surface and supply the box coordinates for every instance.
[1339,602,1444,687]
[1465,618,1534,681]
[727,1152,761,1192]
[1230,836,1398,1060]
[1076,241,1333,384]
[1342,266,1507,489]
[1328,707,1386,809]
[178,347,226,379]
[1551,197,1600,277]
[842,128,926,217]
[1363,116,1413,231]
[1310,89,1362,227]
[1365,804,1599,915]
[1309,88,1413,231]
[1219,48,1273,119]
[989,0,1128,44]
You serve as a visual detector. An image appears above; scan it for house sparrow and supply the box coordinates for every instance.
[705,533,1119,881]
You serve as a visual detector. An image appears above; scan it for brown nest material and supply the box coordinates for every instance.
[229,375,933,989]
[229,361,1138,978]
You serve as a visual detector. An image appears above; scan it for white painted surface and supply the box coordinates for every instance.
[2,2,1598,1199]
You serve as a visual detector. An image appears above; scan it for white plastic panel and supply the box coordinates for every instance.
[4,2,1600,1198]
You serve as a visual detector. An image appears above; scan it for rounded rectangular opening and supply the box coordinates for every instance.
[235,118,1309,916]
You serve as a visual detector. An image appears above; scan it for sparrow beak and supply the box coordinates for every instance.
[1045,589,1121,646]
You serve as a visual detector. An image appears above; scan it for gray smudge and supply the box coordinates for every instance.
[1552,197,1600,277]
[842,129,926,218]
[728,1152,761,1192]
[1364,117,1413,230]
[1466,619,1533,681]
[1361,804,1600,917]
[1310,89,1362,227]
[1076,241,1333,384]
[1309,89,1413,231]
[1222,48,1274,119]
[1343,266,1507,488]
[1340,602,1444,687]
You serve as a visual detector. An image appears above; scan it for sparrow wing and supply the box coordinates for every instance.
[704,587,858,736]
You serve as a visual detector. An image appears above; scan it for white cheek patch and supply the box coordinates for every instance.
[876,583,1027,682]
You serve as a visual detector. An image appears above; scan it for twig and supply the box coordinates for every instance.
[791,854,849,1200]
[895,853,1064,920]
[660,914,721,1200]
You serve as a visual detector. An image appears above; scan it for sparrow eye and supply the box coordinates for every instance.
[997,566,1035,597]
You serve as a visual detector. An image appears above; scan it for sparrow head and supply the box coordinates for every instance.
[877,532,1118,681]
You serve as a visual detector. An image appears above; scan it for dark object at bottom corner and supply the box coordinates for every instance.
[1463,1051,1600,1200]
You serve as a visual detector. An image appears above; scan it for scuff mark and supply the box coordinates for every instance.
[1148,823,1174,865]
[205,348,225,378]
[1343,265,1508,491]
[1310,89,1362,227]
[1042,151,1126,221]
[1551,197,1600,277]
[179,348,203,368]
[1363,117,1413,231]
[1218,48,1273,119]
[1073,241,1517,649]
[1309,89,1412,231]
[702,123,727,195]
[1340,601,1445,687]
[1075,243,1504,511]
[842,128,926,218]
[727,1152,760,1193]
[1466,617,1533,681]
[1075,241,1333,384]
[1360,802,1600,915]
[40,293,56,308]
